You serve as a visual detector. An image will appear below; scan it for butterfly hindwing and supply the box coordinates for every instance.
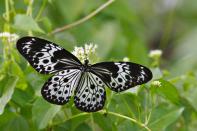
[41,69,82,105]
[74,72,106,112]
[91,62,152,92]
[17,37,82,74]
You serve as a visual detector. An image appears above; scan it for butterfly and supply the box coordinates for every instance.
[16,36,153,112]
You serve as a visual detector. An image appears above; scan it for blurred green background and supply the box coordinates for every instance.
[0,0,197,131]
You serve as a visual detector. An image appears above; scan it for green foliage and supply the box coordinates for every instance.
[148,106,184,131]
[0,75,18,115]
[14,14,44,33]
[0,0,197,131]
[156,79,181,105]
[32,98,61,130]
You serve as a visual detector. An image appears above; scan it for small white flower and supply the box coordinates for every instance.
[72,46,85,62]
[72,43,98,63]
[0,32,10,37]
[151,80,162,87]
[0,32,19,42]
[149,49,162,58]
[123,57,130,62]
[84,43,98,54]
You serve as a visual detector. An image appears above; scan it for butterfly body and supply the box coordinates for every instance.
[79,60,91,72]
[17,36,152,112]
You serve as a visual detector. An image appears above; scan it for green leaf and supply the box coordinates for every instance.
[184,87,197,111]
[10,62,27,90]
[2,115,29,131]
[118,120,140,131]
[109,93,139,119]
[13,14,44,33]
[40,17,52,32]
[0,75,18,115]
[93,113,117,131]
[0,110,16,127]
[12,88,34,107]
[148,107,184,131]
[0,108,29,131]
[32,97,61,130]
[157,79,181,105]
[179,97,196,127]
[53,113,89,131]
[0,74,6,97]
[74,123,92,131]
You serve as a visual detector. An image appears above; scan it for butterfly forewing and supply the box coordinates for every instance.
[41,69,82,105]
[74,72,106,112]
[91,62,152,92]
[17,37,82,74]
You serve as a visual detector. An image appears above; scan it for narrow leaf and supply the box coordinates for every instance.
[157,79,181,105]
[14,14,44,33]
[0,75,18,115]
[32,97,61,129]
[148,107,184,131]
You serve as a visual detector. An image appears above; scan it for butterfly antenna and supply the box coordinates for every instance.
[83,46,88,64]
[85,53,88,61]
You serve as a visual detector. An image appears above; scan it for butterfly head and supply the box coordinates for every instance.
[84,59,89,66]
[80,59,91,72]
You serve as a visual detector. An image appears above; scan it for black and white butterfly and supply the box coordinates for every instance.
[16,36,152,112]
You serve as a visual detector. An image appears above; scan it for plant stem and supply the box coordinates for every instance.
[26,0,33,35]
[99,110,151,131]
[3,0,12,74]
[52,112,89,126]
[9,0,16,15]
[90,113,95,131]
[145,110,152,125]
[120,95,135,118]
[35,0,47,21]
[70,112,89,119]
[26,0,33,16]
[137,102,142,123]
[49,0,115,35]
[5,0,10,22]
[51,110,151,131]
[105,91,114,111]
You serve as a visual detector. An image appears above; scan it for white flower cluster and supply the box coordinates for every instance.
[84,44,97,54]
[72,43,98,63]
[0,32,19,42]
[149,49,162,58]
[72,46,85,61]
[151,80,162,87]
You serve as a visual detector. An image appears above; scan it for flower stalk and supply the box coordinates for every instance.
[50,0,115,35]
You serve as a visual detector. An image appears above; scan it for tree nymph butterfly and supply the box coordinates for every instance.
[16,36,153,112]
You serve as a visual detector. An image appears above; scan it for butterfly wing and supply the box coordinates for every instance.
[74,72,106,112]
[41,69,82,105]
[91,62,152,92]
[17,36,82,74]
